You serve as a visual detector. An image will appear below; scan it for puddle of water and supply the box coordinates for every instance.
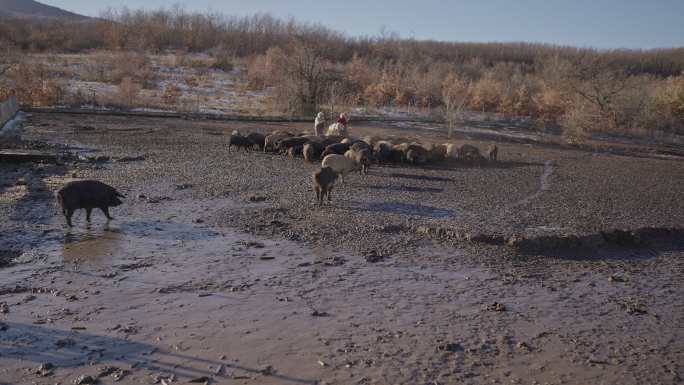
[62,229,122,264]
[54,219,221,266]
[115,220,219,241]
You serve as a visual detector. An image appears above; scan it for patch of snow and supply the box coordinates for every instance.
[78,104,114,111]
[68,81,118,94]
[131,108,174,113]
[0,111,25,138]
[199,108,232,115]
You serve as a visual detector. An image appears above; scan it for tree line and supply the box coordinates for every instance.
[1,7,683,138]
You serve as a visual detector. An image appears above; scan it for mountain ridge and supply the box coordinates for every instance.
[0,0,89,20]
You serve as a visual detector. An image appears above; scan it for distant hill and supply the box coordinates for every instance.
[0,0,89,20]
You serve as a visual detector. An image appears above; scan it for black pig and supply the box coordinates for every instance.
[57,180,125,227]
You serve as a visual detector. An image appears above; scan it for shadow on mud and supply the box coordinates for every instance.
[387,172,453,182]
[458,160,544,169]
[0,250,21,268]
[511,227,684,261]
[350,201,456,218]
[414,224,684,261]
[526,245,679,261]
[423,159,545,171]
[367,184,444,193]
[376,159,542,173]
[0,160,67,254]
[1,164,65,224]
[0,322,318,384]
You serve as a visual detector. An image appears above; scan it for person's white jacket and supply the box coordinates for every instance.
[314,112,326,135]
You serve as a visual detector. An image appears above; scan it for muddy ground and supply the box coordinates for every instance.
[0,112,683,385]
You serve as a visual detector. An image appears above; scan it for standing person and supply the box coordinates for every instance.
[336,112,349,136]
[336,112,348,127]
[314,112,326,136]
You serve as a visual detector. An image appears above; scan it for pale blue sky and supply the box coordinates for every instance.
[43,0,684,49]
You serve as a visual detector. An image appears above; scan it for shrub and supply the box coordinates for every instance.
[469,71,502,112]
[247,55,268,90]
[246,47,286,91]
[2,62,66,106]
[175,50,189,67]
[364,83,390,108]
[257,41,327,116]
[413,70,442,109]
[559,100,593,144]
[162,84,182,107]
[184,75,200,88]
[211,52,235,72]
[533,85,567,127]
[343,53,374,101]
[653,74,684,133]
[112,52,155,88]
[117,77,141,108]
[66,88,87,108]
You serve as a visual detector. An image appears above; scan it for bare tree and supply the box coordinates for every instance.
[563,56,631,128]
[442,72,470,138]
[322,69,350,120]
[268,39,328,115]
[289,40,326,115]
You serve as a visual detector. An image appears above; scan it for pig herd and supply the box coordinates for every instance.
[56,128,499,227]
[229,129,499,205]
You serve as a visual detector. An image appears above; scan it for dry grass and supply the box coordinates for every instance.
[2,49,683,144]
[2,52,268,114]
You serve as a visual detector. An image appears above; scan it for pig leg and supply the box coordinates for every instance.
[100,206,113,220]
[65,208,74,227]
[86,208,92,222]
[327,186,333,202]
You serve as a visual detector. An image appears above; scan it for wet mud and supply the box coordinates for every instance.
[1,112,683,384]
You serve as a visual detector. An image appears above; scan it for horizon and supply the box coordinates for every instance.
[40,0,684,50]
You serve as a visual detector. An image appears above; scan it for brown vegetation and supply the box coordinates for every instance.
[1,7,684,139]
[442,73,470,138]
[116,77,141,108]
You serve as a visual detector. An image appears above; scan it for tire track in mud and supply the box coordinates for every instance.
[512,160,554,207]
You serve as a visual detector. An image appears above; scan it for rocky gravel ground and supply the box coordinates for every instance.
[0,112,682,385]
[13,112,683,259]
